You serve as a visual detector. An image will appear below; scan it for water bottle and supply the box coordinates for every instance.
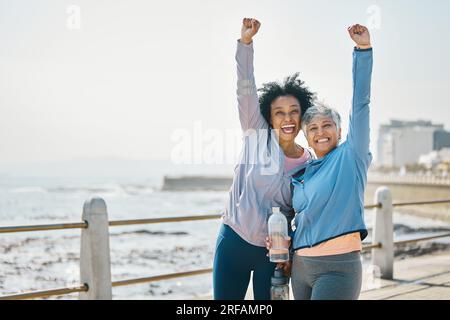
[271,267,290,300]
[268,207,289,263]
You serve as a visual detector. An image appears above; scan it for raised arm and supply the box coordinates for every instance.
[346,24,373,157]
[236,18,268,132]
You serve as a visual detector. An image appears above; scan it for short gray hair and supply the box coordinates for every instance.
[301,103,341,132]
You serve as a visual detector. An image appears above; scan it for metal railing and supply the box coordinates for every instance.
[1,190,449,300]
[0,222,88,234]
[108,214,223,227]
[392,232,450,246]
[391,199,450,207]
[111,269,213,288]
[0,285,88,301]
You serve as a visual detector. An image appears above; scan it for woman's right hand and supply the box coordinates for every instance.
[240,18,261,45]
[348,24,372,49]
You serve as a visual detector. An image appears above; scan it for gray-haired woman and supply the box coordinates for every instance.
[268,24,374,300]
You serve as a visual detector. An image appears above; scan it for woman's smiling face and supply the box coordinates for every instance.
[305,115,341,158]
[270,95,302,143]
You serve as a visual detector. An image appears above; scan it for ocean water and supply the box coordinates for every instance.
[1,175,449,299]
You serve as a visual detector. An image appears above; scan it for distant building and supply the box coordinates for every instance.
[434,130,450,150]
[377,120,450,167]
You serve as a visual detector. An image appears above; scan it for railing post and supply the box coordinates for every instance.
[79,198,112,299]
[372,187,394,280]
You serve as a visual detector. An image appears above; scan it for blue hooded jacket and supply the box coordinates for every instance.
[291,48,373,250]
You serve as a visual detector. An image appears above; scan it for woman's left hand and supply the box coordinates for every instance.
[265,236,291,251]
[266,236,292,277]
[348,24,371,49]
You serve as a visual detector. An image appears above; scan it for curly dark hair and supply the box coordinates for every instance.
[258,73,316,127]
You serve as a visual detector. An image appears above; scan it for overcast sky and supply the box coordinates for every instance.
[1,0,449,173]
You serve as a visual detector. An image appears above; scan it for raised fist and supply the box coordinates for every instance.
[348,24,371,49]
[241,18,261,45]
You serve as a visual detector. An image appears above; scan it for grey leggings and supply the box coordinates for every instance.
[291,251,362,300]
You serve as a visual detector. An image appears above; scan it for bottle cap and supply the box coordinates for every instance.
[271,267,288,286]
[272,207,280,214]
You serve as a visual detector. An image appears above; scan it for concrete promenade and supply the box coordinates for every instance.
[359,249,450,300]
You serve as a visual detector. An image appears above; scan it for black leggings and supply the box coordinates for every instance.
[213,224,276,300]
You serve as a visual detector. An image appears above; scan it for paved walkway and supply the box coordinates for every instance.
[360,250,450,300]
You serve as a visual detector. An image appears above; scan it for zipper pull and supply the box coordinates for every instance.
[291,215,297,232]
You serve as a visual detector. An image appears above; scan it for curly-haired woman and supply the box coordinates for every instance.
[212,18,315,300]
